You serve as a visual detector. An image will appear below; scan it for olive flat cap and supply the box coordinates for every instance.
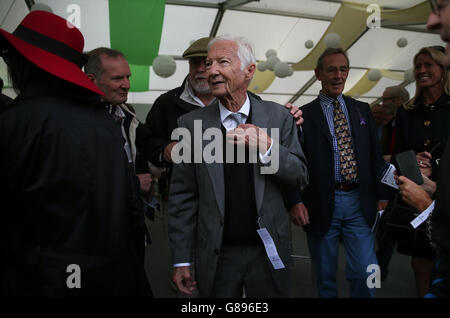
[182,37,213,58]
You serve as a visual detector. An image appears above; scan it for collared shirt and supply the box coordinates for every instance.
[218,94,251,130]
[219,94,272,162]
[180,78,216,107]
[319,91,357,183]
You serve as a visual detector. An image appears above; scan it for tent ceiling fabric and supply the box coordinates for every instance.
[0,0,445,108]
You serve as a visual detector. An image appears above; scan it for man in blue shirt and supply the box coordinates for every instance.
[291,48,387,297]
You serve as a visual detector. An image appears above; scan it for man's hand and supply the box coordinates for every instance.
[394,171,437,197]
[289,203,309,226]
[421,174,437,197]
[137,173,153,194]
[416,151,432,177]
[378,200,388,211]
[396,175,433,212]
[163,141,177,164]
[285,103,303,127]
[226,124,272,154]
[172,266,197,295]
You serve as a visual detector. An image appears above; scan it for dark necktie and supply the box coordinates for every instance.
[333,99,358,182]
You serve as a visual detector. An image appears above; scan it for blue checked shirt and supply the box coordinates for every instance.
[319,92,358,183]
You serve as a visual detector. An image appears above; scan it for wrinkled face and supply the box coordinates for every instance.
[188,57,211,95]
[414,53,443,89]
[94,55,131,106]
[315,53,349,98]
[205,40,254,98]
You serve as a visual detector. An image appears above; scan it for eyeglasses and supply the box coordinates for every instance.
[430,0,450,15]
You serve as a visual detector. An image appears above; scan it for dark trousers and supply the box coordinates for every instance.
[208,244,289,298]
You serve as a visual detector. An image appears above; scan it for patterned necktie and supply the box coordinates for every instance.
[333,99,358,182]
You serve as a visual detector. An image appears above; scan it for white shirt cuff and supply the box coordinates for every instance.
[259,141,273,164]
[173,262,191,267]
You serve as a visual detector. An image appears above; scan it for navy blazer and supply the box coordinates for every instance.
[299,96,386,237]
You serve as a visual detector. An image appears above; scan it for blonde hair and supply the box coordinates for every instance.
[404,47,450,110]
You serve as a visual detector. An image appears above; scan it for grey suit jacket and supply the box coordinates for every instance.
[168,94,308,296]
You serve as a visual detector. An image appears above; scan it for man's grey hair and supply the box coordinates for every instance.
[207,35,256,70]
[316,47,349,71]
[84,47,126,77]
[384,85,410,103]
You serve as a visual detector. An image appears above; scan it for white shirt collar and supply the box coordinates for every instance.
[113,104,126,119]
[218,94,250,124]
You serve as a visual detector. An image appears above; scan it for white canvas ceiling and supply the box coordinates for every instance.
[0,0,445,111]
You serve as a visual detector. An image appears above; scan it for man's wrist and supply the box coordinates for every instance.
[258,139,273,164]
[417,197,434,212]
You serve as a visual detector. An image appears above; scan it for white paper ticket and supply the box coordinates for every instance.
[410,201,435,229]
[381,163,398,189]
[257,228,285,270]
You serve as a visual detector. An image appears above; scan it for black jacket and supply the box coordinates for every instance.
[394,93,450,180]
[0,93,13,110]
[432,140,450,257]
[0,82,151,297]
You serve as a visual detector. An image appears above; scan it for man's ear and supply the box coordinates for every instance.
[314,68,321,81]
[86,73,96,82]
[245,64,256,81]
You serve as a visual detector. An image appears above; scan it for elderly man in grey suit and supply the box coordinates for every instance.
[168,35,308,298]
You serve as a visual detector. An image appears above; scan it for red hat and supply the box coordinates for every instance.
[0,10,103,95]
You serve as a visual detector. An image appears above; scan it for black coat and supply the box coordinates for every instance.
[394,93,450,180]
[0,93,13,110]
[0,82,151,297]
[299,96,386,236]
[432,140,450,257]
[390,93,450,257]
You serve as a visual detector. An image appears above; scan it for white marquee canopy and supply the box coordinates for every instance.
[0,0,445,121]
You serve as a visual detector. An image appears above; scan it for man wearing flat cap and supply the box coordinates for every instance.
[145,37,215,170]
[0,10,151,297]
[143,37,215,297]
